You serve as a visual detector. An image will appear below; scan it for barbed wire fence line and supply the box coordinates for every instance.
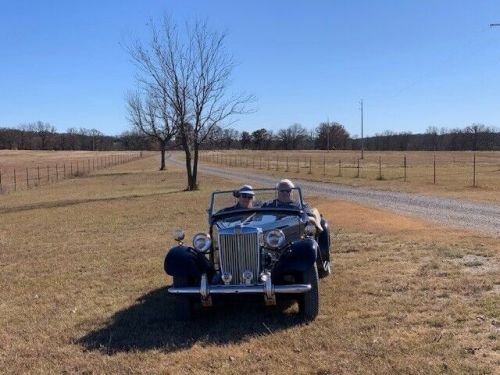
[199,151,500,189]
[0,152,143,194]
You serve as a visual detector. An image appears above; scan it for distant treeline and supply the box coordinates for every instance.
[1,121,498,152]
[0,122,155,151]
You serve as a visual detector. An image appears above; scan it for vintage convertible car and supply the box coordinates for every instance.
[164,187,331,321]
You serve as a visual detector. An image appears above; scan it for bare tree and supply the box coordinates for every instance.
[465,123,490,151]
[278,123,308,150]
[315,121,350,150]
[178,20,254,190]
[128,16,254,189]
[126,18,183,170]
[34,121,56,150]
[126,90,176,169]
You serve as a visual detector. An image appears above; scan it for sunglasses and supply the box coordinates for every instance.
[240,194,253,199]
[279,189,292,193]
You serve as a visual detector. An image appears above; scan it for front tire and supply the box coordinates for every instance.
[317,260,331,278]
[173,276,193,321]
[298,263,319,321]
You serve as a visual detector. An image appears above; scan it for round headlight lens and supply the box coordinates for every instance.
[192,232,211,252]
[174,228,185,241]
[264,229,285,249]
[304,223,317,237]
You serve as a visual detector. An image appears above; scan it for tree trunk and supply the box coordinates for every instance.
[191,145,199,190]
[184,147,194,191]
[160,140,166,170]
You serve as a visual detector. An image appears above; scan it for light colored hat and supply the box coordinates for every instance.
[238,184,255,196]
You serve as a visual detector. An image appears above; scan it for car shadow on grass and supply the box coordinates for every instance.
[77,286,303,354]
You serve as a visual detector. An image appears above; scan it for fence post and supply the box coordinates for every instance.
[323,156,326,176]
[26,168,29,189]
[472,153,476,188]
[88,160,90,173]
[356,158,360,178]
[14,168,17,191]
[47,165,50,182]
[404,155,407,182]
[71,162,73,176]
[378,156,382,180]
[286,157,289,172]
[267,157,270,170]
[338,159,342,177]
[64,163,66,178]
[433,154,436,184]
[0,169,2,189]
[308,157,312,174]
[38,166,41,186]
[297,158,300,173]
[276,156,279,171]
[56,163,59,181]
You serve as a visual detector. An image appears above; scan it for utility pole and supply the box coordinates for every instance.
[326,116,330,152]
[360,99,364,160]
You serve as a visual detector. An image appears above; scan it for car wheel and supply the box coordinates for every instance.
[173,276,193,321]
[317,259,331,278]
[298,263,319,321]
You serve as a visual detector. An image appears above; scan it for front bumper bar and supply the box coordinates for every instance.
[168,284,311,294]
[168,273,311,306]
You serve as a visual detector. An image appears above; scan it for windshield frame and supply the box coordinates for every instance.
[208,187,305,225]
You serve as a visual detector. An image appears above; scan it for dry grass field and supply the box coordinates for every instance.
[0,153,498,374]
[199,150,500,203]
[0,150,145,193]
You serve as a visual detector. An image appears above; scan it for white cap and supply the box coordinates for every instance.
[238,184,255,196]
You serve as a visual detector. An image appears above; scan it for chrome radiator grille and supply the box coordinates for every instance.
[218,230,260,285]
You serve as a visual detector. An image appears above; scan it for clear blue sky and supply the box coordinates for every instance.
[1,1,499,137]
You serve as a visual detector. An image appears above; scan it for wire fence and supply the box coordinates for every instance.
[199,151,500,189]
[0,152,143,194]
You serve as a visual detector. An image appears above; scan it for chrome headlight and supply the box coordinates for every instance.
[174,228,185,242]
[304,223,317,237]
[192,232,211,252]
[264,229,285,249]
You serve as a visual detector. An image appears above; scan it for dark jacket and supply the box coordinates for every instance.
[261,199,312,214]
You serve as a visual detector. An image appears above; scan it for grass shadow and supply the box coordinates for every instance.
[0,190,184,214]
[77,286,303,354]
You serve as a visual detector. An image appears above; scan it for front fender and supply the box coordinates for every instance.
[164,245,211,279]
[272,238,318,279]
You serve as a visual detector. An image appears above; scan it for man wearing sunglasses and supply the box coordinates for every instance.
[263,179,323,232]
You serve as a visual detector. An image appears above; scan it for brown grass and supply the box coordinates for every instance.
[0,150,147,193]
[0,154,498,374]
[199,150,500,203]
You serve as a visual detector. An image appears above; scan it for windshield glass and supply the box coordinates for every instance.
[214,211,303,232]
[209,187,304,217]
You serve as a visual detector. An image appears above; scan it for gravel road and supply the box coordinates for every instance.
[168,158,500,238]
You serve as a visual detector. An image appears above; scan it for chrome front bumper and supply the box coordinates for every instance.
[168,284,312,294]
[168,274,311,306]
